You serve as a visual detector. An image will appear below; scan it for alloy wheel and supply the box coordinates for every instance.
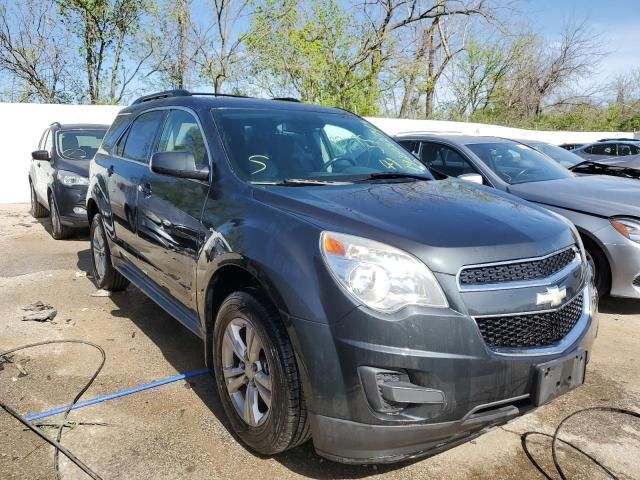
[92,222,107,282]
[221,318,272,427]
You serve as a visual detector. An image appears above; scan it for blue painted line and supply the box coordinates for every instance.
[25,368,209,421]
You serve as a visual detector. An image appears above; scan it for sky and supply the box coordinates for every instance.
[522,0,640,82]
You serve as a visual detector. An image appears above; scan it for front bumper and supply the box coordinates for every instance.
[53,184,89,228]
[294,284,597,464]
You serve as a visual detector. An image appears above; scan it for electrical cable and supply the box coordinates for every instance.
[520,406,640,480]
[0,340,105,480]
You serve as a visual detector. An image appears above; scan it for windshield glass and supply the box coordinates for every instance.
[466,141,573,185]
[211,108,431,183]
[57,129,107,160]
[532,142,583,168]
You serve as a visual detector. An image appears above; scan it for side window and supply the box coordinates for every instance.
[323,125,366,158]
[420,142,479,178]
[38,129,48,150]
[618,144,636,156]
[156,110,208,167]
[630,144,640,155]
[101,113,131,153]
[121,110,165,163]
[398,141,419,156]
[590,144,615,156]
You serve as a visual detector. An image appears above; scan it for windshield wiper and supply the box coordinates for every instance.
[570,161,640,179]
[355,172,432,182]
[252,178,351,186]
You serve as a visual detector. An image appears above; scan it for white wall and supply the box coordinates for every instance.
[0,102,635,204]
[1,103,121,203]
[366,117,635,145]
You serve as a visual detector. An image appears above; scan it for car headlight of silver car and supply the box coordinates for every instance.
[57,170,89,186]
[610,217,640,243]
[320,231,448,313]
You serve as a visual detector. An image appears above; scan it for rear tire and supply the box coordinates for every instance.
[582,236,610,297]
[213,290,310,455]
[90,213,129,291]
[29,182,47,218]
[49,193,70,240]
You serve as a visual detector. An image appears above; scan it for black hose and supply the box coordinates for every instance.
[0,340,105,480]
[520,406,640,480]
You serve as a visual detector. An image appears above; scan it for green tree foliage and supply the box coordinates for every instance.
[246,0,378,115]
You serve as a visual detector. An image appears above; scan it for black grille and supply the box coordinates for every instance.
[475,294,583,348]
[633,276,640,288]
[459,248,577,286]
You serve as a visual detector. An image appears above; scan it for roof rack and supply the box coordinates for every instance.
[130,89,302,105]
[597,137,639,142]
[272,97,301,103]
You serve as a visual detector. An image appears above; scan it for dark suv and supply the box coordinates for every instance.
[29,122,108,238]
[86,90,597,464]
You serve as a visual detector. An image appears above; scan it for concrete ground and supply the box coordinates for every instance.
[0,203,638,480]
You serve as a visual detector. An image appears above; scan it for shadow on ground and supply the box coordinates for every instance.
[598,295,640,315]
[104,284,409,479]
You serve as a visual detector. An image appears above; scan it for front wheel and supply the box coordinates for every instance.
[49,193,70,240]
[582,237,610,297]
[90,213,129,291]
[213,291,310,455]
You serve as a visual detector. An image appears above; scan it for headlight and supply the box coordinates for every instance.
[546,210,586,263]
[58,170,89,186]
[610,217,640,243]
[320,231,448,312]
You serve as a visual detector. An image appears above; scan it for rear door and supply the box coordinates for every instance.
[104,110,165,265]
[136,108,211,310]
[36,129,53,201]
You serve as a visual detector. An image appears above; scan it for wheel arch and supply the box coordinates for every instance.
[576,226,612,292]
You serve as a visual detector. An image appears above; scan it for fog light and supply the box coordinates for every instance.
[73,207,86,214]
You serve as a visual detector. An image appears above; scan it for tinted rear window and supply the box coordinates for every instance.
[121,111,165,163]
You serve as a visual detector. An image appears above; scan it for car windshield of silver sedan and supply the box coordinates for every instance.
[467,141,574,185]
[57,129,107,160]
[212,108,432,184]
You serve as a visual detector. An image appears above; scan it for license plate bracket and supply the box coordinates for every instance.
[533,349,587,406]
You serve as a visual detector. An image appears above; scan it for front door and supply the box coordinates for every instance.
[136,108,211,310]
[106,110,165,266]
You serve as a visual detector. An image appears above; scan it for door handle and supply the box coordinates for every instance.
[138,183,152,197]
[37,162,41,168]
[107,165,114,177]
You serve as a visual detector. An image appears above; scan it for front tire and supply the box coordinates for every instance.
[29,182,47,218]
[90,213,129,291]
[582,236,610,297]
[213,291,310,455]
[49,193,69,240]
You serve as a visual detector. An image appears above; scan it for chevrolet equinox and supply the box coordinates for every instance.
[86,90,597,464]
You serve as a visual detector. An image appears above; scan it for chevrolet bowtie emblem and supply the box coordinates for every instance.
[536,286,567,307]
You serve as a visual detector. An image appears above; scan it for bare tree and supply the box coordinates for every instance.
[0,0,74,102]
[57,0,151,104]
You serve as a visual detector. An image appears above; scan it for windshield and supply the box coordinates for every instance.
[466,141,573,185]
[211,108,431,183]
[57,129,107,160]
[531,142,583,168]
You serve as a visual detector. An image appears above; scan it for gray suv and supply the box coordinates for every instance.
[87,90,596,464]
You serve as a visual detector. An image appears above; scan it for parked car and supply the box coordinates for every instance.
[29,122,108,239]
[396,134,640,299]
[87,90,596,464]
[520,139,640,180]
[572,140,640,160]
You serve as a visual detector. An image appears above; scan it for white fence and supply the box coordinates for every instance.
[1,103,121,204]
[0,102,634,204]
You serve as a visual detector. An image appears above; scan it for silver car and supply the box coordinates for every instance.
[396,134,640,299]
[573,140,640,161]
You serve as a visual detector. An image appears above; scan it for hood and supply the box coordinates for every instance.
[592,154,640,170]
[509,175,640,218]
[55,157,91,177]
[252,179,573,274]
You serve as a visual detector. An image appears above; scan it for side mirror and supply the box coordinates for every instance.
[31,150,50,161]
[458,173,483,185]
[150,151,209,181]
